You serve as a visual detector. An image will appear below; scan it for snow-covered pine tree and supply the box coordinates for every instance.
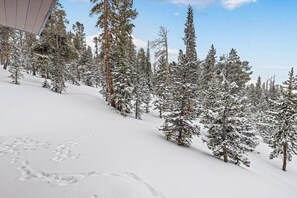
[109,0,137,115]
[201,72,258,167]
[23,33,37,75]
[266,68,297,171]
[82,46,95,87]
[200,45,216,91]
[90,0,115,107]
[144,41,153,113]
[153,54,170,118]
[9,37,24,85]
[160,51,199,147]
[133,48,148,119]
[183,5,198,84]
[73,22,87,83]
[217,49,252,90]
[200,44,216,106]
[51,50,66,94]
[32,38,52,88]
[0,27,15,70]
[182,5,200,117]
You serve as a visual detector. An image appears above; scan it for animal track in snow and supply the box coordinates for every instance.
[18,161,96,186]
[17,162,166,198]
[52,135,93,162]
[0,138,51,163]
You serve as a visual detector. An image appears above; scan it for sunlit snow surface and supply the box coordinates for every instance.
[1,68,297,198]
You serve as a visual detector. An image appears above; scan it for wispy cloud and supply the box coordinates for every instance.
[68,0,89,3]
[86,33,100,52]
[155,0,256,9]
[132,35,147,49]
[222,0,256,10]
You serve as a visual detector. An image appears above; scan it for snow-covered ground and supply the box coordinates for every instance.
[1,68,297,198]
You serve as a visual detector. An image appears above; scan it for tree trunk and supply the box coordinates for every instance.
[178,129,183,146]
[165,34,169,84]
[223,145,228,163]
[32,65,36,76]
[103,0,115,108]
[135,102,138,119]
[3,57,8,70]
[283,143,287,171]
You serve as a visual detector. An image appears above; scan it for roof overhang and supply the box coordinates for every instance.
[0,0,56,35]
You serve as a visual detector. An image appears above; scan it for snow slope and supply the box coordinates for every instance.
[1,68,297,198]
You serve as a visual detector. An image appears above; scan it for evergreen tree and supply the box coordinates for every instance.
[142,42,153,113]
[90,0,115,106]
[160,51,199,147]
[266,68,297,171]
[109,0,137,114]
[133,48,148,119]
[153,54,170,118]
[42,0,69,93]
[83,46,96,86]
[73,21,87,82]
[183,5,198,84]
[201,73,257,167]
[51,50,66,94]
[217,49,252,90]
[32,38,52,87]
[200,44,216,106]
[0,27,15,70]
[9,39,24,85]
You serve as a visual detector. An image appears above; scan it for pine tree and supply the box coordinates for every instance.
[217,49,252,90]
[9,39,24,85]
[51,50,66,94]
[32,38,52,87]
[90,0,115,106]
[201,73,257,167]
[200,44,216,105]
[83,46,96,86]
[153,54,170,118]
[22,33,37,75]
[108,0,137,114]
[42,0,69,93]
[160,51,199,147]
[266,68,297,171]
[183,5,198,83]
[133,48,148,119]
[142,42,153,113]
[73,21,87,82]
[182,5,200,118]
[0,27,15,70]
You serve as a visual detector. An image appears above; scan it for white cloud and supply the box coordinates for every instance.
[69,0,89,2]
[132,35,147,49]
[222,0,256,10]
[155,0,256,9]
[86,33,99,53]
[156,0,217,8]
[174,12,180,16]
[168,48,179,62]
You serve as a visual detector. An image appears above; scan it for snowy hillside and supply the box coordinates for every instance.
[1,68,297,198]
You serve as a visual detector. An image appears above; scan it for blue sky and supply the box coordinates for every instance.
[61,0,297,82]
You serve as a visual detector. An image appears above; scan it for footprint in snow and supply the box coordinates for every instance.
[52,135,93,163]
